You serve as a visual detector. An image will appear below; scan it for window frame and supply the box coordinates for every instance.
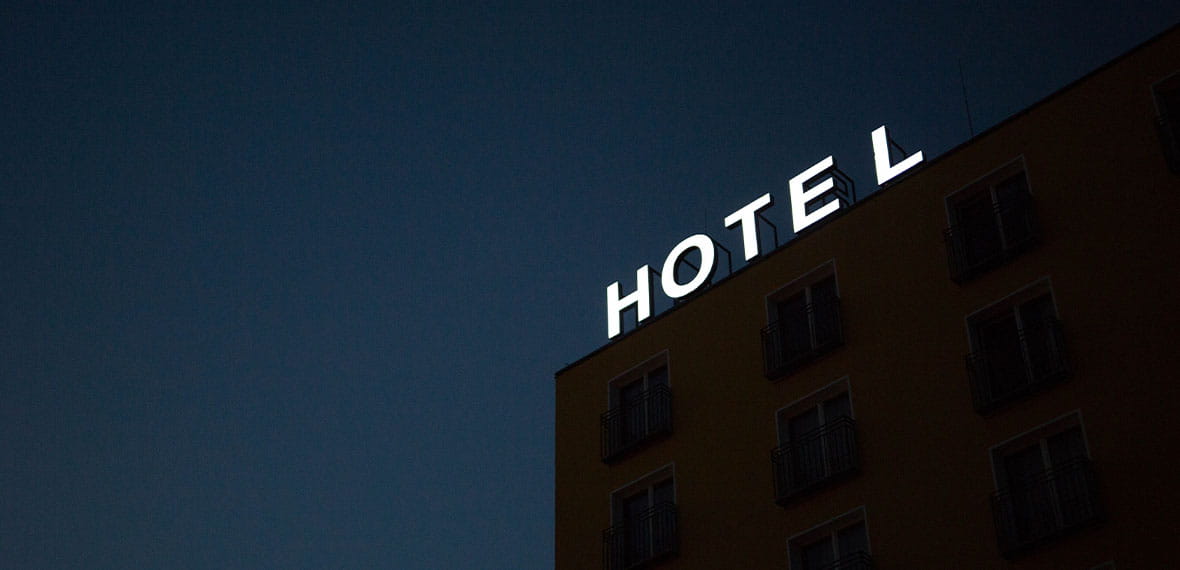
[601,351,673,463]
[772,377,860,503]
[988,411,1103,558]
[786,506,872,570]
[605,463,678,569]
[963,277,1069,413]
[606,351,671,410]
[943,156,1039,282]
[761,260,843,379]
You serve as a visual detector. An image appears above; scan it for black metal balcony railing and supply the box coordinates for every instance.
[603,502,678,570]
[761,297,843,380]
[1158,114,1180,174]
[966,318,1069,414]
[601,384,672,462]
[992,457,1102,558]
[944,193,1039,283]
[812,551,875,570]
[771,416,859,504]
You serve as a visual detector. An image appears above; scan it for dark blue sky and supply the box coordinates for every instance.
[3,3,1177,568]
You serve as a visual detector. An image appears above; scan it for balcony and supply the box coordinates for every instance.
[944,192,1039,283]
[772,416,859,504]
[811,551,874,570]
[761,296,843,380]
[603,502,678,570]
[966,318,1069,414]
[992,457,1103,558]
[601,384,672,463]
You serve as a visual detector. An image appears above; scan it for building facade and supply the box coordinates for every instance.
[556,25,1180,569]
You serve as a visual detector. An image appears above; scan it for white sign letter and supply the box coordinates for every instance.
[789,156,840,233]
[872,125,924,186]
[723,193,773,261]
[606,266,653,339]
[660,234,717,299]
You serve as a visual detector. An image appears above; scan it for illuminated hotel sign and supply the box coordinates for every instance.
[606,125,923,339]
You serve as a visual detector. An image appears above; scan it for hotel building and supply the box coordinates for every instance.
[555,24,1180,569]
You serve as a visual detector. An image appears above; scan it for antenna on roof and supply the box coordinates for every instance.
[958,58,976,137]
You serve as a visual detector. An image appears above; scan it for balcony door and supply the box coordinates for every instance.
[620,479,674,566]
[773,275,838,364]
[780,393,852,489]
[618,366,668,447]
[973,294,1057,399]
[997,425,1096,546]
[798,521,869,570]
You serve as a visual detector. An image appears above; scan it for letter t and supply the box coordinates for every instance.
[724,193,774,261]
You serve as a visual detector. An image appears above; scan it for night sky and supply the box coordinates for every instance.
[4,3,1177,568]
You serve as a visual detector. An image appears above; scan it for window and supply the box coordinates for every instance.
[990,415,1102,558]
[788,508,871,570]
[604,467,677,569]
[1155,72,1180,173]
[944,160,1038,282]
[966,284,1069,413]
[601,358,672,462]
[772,380,859,504]
[762,269,842,379]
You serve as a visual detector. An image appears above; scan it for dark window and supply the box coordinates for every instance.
[773,393,858,504]
[966,293,1069,413]
[791,519,872,570]
[604,477,677,569]
[944,166,1039,282]
[762,275,843,379]
[992,423,1102,558]
[1155,73,1180,173]
[602,365,672,462]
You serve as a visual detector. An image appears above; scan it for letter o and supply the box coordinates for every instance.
[661,234,717,299]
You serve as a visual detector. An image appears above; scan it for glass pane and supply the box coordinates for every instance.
[994,172,1029,203]
[650,479,675,557]
[823,393,853,473]
[1018,296,1059,381]
[1002,444,1054,541]
[975,312,1026,397]
[1047,427,1085,467]
[1161,85,1180,115]
[954,191,1002,266]
[789,408,824,486]
[1046,427,1094,526]
[811,276,837,302]
[789,407,821,441]
[623,491,649,520]
[1003,444,1045,488]
[646,367,670,435]
[836,522,868,557]
[623,491,651,564]
[619,380,646,443]
[619,380,644,406]
[823,393,851,420]
[1161,86,1180,140]
[647,366,669,388]
[995,172,1033,248]
[801,536,835,570]
[652,479,674,506]
[810,277,840,348]
[1018,295,1054,326]
[777,411,792,445]
[777,292,812,361]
